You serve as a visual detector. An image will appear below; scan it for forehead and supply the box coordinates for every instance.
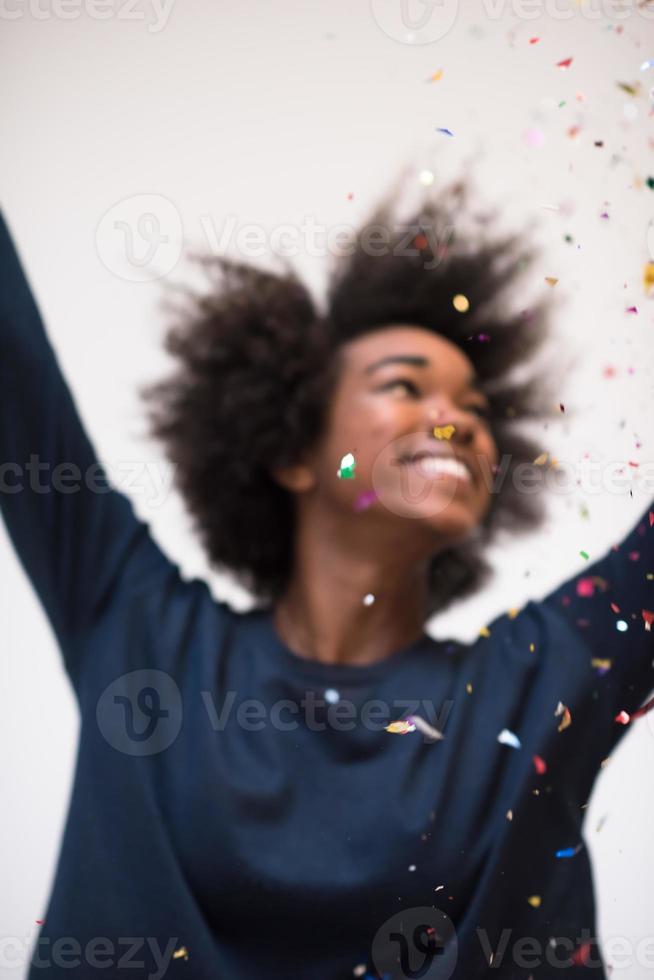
[340,325,475,380]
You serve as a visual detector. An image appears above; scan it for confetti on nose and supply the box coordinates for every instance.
[433,424,456,440]
[337,453,356,479]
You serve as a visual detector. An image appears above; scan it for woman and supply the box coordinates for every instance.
[1,178,652,980]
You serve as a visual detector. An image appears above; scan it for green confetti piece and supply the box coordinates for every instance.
[580,550,590,560]
[337,452,356,480]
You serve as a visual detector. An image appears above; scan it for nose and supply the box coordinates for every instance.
[427,396,475,446]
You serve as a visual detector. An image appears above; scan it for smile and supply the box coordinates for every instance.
[398,456,472,483]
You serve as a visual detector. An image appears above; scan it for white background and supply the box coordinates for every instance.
[1,0,654,975]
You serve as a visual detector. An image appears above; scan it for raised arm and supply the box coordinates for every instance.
[0,210,177,680]
[535,501,654,753]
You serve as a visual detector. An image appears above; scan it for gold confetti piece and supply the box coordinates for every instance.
[507,607,521,619]
[479,626,491,638]
[591,658,612,671]
[534,452,549,466]
[544,277,559,287]
[617,81,640,96]
[555,701,572,732]
[527,895,542,908]
[428,68,443,82]
[433,424,456,440]
[506,809,513,821]
[386,720,415,735]
[452,293,470,313]
[644,262,654,293]
[466,682,473,694]
[529,643,535,653]
[173,947,189,961]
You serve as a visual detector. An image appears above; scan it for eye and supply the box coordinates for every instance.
[379,377,420,397]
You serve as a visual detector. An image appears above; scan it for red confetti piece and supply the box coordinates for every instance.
[576,577,595,597]
[625,306,638,314]
[557,57,573,69]
[414,233,428,249]
[35,920,44,925]
[529,37,540,44]
[649,512,654,527]
[610,602,620,614]
[533,754,547,774]
[630,694,654,721]
[614,710,630,725]
[642,610,654,631]
[571,941,593,966]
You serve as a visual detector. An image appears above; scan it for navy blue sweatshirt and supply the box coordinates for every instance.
[1,209,654,980]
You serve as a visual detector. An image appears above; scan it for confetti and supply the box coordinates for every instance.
[498,728,521,749]
[544,277,558,287]
[556,57,573,69]
[559,403,565,412]
[534,453,549,466]
[452,293,470,313]
[436,127,454,136]
[527,895,542,908]
[362,593,375,606]
[529,37,540,44]
[591,658,612,675]
[427,69,443,82]
[579,550,589,561]
[433,424,456,440]
[466,682,473,694]
[625,305,638,314]
[173,947,189,961]
[479,626,491,638]
[644,263,654,292]
[642,610,654,631]
[354,489,377,512]
[555,843,583,859]
[571,942,593,967]
[616,620,628,632]
[406,714,445,741]
[337,452,356,479]
[614,710,630,725]
[555,702,572,731]
[532,755,547,775]
[617,81,639,96]
[386,720,415,735]
[506,809,513,821]
[576,577,595,597]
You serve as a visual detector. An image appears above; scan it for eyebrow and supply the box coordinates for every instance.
[364,354,482,391]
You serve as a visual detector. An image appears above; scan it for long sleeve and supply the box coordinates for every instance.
[534,501,654,752]
[0,209,177,683]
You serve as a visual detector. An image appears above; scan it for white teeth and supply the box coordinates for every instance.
[410,457,471,481]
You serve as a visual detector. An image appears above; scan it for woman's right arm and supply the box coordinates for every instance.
[0,209,177,681]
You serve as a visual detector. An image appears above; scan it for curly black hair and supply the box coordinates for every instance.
[138,171,566,616]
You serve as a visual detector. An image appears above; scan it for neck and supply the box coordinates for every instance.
[272,506,433,667]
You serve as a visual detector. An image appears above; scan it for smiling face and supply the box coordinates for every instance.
[279,325,500,553]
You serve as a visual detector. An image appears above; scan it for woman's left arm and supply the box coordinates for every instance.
[536,502,654,734]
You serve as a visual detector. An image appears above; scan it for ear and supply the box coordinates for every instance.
[270,461,316,494]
